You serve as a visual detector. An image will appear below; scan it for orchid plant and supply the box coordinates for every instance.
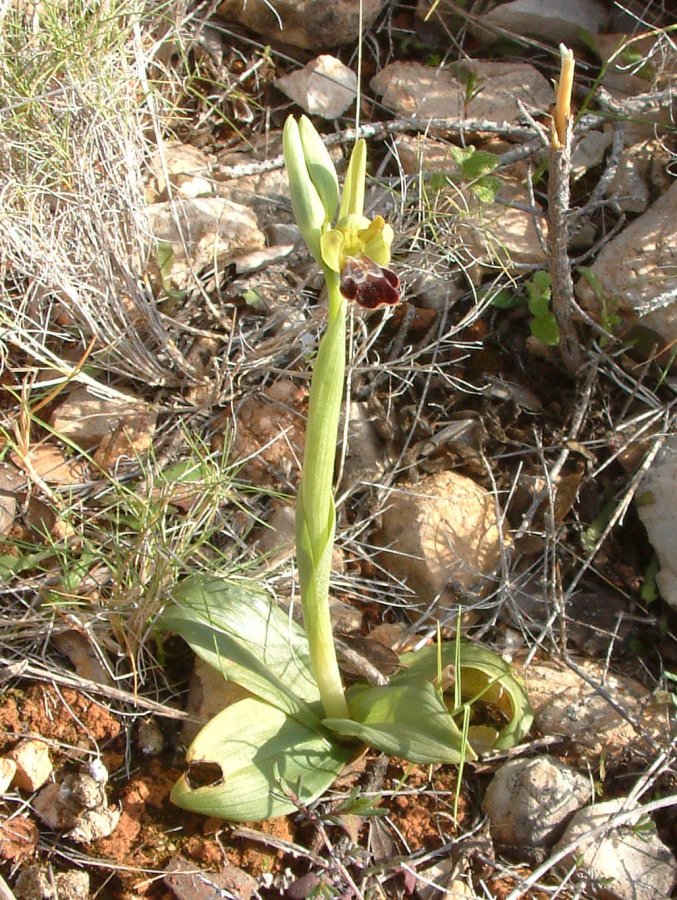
[158,117,532,822]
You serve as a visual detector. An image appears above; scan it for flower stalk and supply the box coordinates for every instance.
[283,116,399,720]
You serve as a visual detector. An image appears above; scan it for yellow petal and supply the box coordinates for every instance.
[320,230,345,273]
[362,219,393,267]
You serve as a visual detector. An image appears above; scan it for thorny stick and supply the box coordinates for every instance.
[548,45,584,374]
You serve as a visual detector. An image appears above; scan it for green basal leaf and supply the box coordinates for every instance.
[157,575,321,728]
[392,641,533,750]
[460,149,499,180]
[530,313,560,346]
[490,288,523,310]
[172,696,354,822]
[470,175,501,204]
[324,681,475,765]
[528,293,550,318]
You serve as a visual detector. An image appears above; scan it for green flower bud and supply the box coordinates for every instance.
[283,116,326,263]
[298,116,339,224]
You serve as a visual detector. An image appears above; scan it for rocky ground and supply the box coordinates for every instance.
[0,0,676,898]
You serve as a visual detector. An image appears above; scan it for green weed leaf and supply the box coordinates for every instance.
[530,313,560,346]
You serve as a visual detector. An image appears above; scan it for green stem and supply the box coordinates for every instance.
[296,271,350,720]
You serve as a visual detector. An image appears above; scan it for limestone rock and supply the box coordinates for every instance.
[50,385,156,467]
[458,177,547,271]
[375,470,503,608]
[14,867,89,900]
[164,853,258,900]
[146,196,265,291]
[393,135,546,272]
[146,141,213,202]
[571,128,613,181]
[222,379,306,486]
[276,55,357,118]
[482,756,590,848]
[575,177,677,344]
[522,659,670,761]
[606,139,674,214]
[371,60,552,126]
[553,798,677,900]
[215,0,386,51]
[33,769,120,843]
[0,758,17,795]
[8,740,52,792]
[637,433,677,609]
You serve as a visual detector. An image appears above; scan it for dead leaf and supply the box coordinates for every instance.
[11,444,87,485]
[0,463,21,536]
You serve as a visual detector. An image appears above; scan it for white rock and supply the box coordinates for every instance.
[254,503,345,573]
[342,401,389,486]
[371,60,552,126]
[375,470,503,608]
[637,434,677,609]
[393,136,547,272]
[276,55,357,118]
[575,178,677,344]
[145,196,265,291]
[0,758,17,794]
[14,867,89,900]
[67,805,120,843]
[482,756,590,847]
[553,798,677,900]
[216,0,386,50]
[477,0,608,47]
[8,740,52,792]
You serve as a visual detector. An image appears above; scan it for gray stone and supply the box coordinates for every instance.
[14,868,89,900]
[637,434,677,610]
[215,0,386,51]
[33,770,120,843]
[276,55,357,118]
[145,197,265,291]
[477,0,608,47]
[164,854,257,900]
[482,756,590,848]
[576,177,677,344]
[553,798,677,900]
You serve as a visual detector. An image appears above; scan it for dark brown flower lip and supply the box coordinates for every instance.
[340,256,401,309]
